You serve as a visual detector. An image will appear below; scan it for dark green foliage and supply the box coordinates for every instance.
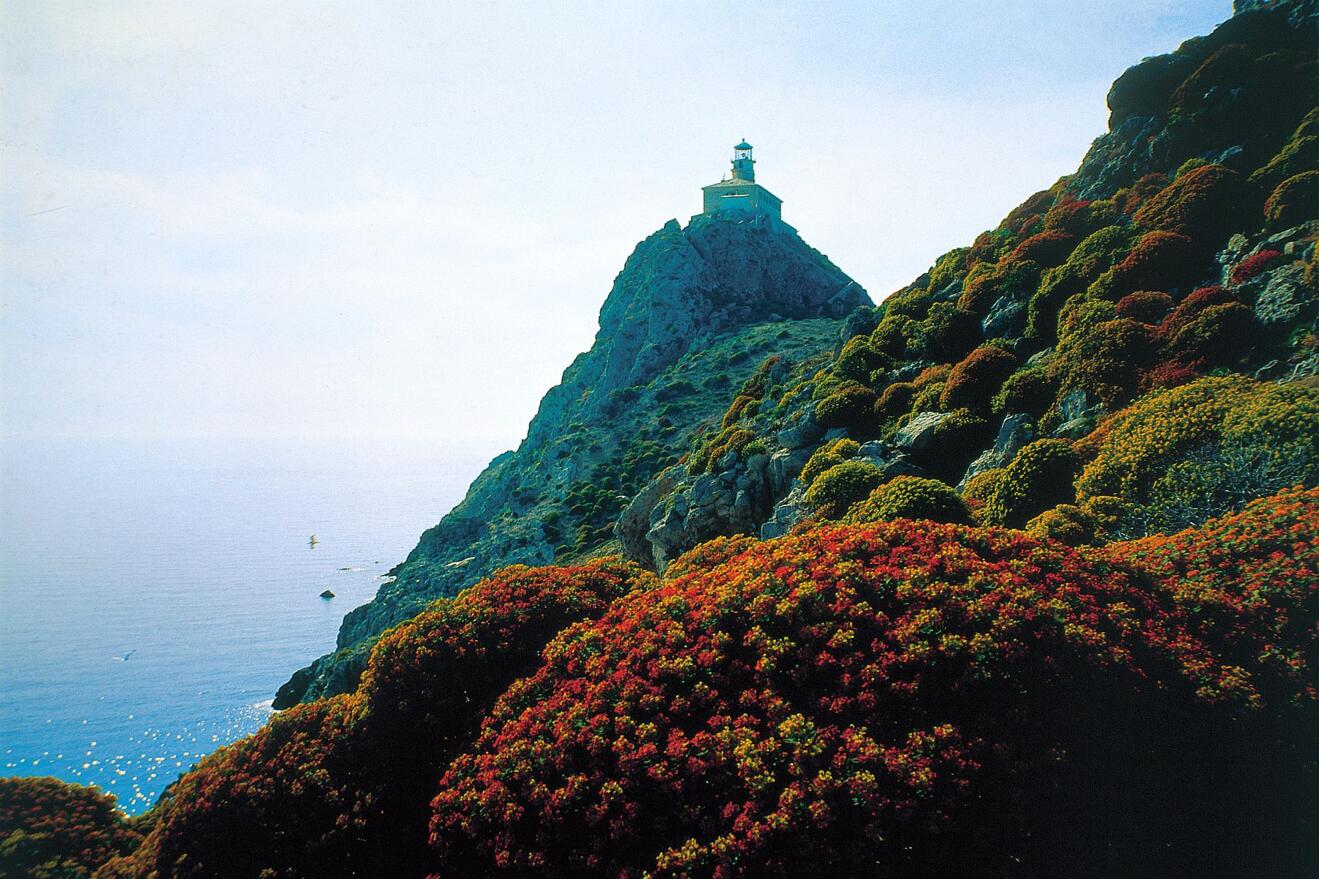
[923,408,995,484]
[834,336,889,384]
[982,439,1082,527]
[993,366,1057,418]
[916,302,982,362]
[803,460,886,519]
[814,382,878,430]
[561,440,675,555]
[1027,226,1135,345]
[1053,316,1157,408]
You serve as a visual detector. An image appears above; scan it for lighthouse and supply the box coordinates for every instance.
[700,140,784,225]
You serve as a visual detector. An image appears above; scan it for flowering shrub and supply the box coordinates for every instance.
[664,535,760,581]
[429,506,1319,877]
[1087,230,1203,301]
[1264,171,1319,229]
[957,258,1041,315]
[0,777,140,879]
[1051,316,1156,408]
[1025,503,1091,545]
[1115,290,1174,323]
[834,336,888,384]
[1008,230,1076,268]
[914,303,981,362]
[1131,164,1249,248]
[939,346,1019,412]
[1162,301,1256,367]
[1027,226,1134,344]
[844,475,970,524]
[105,559,653,879]
[1042,197,1119,237]
[873,381,917,422]
[1250,108,1319,189]
[981,439,1081,528]
[803,460,886,519]
[799,438,860,490]
[1075,376,1319,509]
[1230,248,1283,284]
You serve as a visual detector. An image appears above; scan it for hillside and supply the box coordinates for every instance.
[4,1,1318,877]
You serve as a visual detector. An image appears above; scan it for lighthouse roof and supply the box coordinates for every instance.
[734,140,753,150]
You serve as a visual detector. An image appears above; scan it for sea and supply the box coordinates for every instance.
[0,437,491,814]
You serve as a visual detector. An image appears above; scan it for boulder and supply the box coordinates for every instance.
[893,411,952,453]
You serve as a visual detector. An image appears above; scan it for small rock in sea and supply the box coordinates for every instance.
[319,590,335,599]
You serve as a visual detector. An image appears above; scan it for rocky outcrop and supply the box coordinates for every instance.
[278,214,867,705]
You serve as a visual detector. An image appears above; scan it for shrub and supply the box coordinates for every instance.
[800,438,861,489]
[834,336,888,384]
[873,381,918,422]
[957,258,1042,315]
[803,460,887,519]
[1162,301,1256,367]
[1027,226,1135,345]
[1249,112,1319,188]
[915,302,982,362]
[1025,504,1092,545]
[0,777,141,879]
[961,467,1007,522]
[1115,290,1174,323]
[1008,230,1076,268]
[692,426,756,474]
[664,535,759,580]
[110,559,653,879]
[1052,317,1157,408]
[992,366,1057,418]
[1001,188,1057,234]
[814,383,878,430]
[982,439,1081,528]
[1042,198,1119,237]
[868,314,915,358]
[917,408,995,484]
[1168,44,1253,114]
[845,475,971,524]
[1156,285,1239,342]
[927,246,972,292]
[940,346,1019,412]
[1132,164,1249,248]
[1075,376,1319,508]
[1264,171,1319,229]
[1088,231,1203,301]
[431,505,1319,877]
[1230,249,1283,285]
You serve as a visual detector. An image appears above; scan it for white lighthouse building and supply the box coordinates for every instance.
[700,141,785,225]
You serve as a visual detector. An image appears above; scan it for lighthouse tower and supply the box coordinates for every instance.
[700,140,784,225]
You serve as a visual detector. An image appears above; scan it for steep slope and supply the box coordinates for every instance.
[617,0,1319,567]
[276,214,868,705]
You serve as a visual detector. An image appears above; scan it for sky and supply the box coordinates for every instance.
[1,0,1234,447]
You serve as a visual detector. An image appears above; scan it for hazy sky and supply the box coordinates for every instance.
[2,1,1232,446]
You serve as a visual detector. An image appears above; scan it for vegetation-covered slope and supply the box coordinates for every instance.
[5,1,1319,877]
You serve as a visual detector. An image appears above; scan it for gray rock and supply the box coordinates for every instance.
[768,447,810,495]
[959,414,1035,488]
[893,411,951,453]
[981,296,1026,339]
[778,415,824,449]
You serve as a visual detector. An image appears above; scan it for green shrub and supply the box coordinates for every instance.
[925,408,995,484]
[845,476,971,525]
[814,383,878,430]
[803,461,887,519]
[835,336,888,384]
[915,302,982,362]
[961,467,1007,524]
[800,438,861,489]
[1087,230,1202,302]
[1025,504,1092,545]
[874,381,918,422]
[982,439,1081,528]
[992,366,1057,418]
[1051,316,1157,408]
[957,258,1042,315]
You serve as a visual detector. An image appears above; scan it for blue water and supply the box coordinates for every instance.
[0,437,489,813]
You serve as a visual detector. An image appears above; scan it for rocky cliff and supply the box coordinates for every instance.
[276,213,869,705]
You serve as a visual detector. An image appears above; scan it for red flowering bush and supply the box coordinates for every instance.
[939,346,1019,412]
[1230,248,1283,284]
[0,777,141,879]
[104,559,653,879]
[1116,290,1174,323]
[429,503,1319,878]
[1008,230,1076,268]
[1088,230,1203,301]
[1132,164,1250,249]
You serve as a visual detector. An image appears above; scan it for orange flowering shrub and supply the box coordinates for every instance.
[1132,164,1249,249]
[0,777,140,879]
[873,381,917,422]
[1115,290,1174,323]
[104,559,653,879]
[940,346,1019,412]
[1007,230,1076,268]
[1264,171,1319,229]
[429,505,1319,877]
